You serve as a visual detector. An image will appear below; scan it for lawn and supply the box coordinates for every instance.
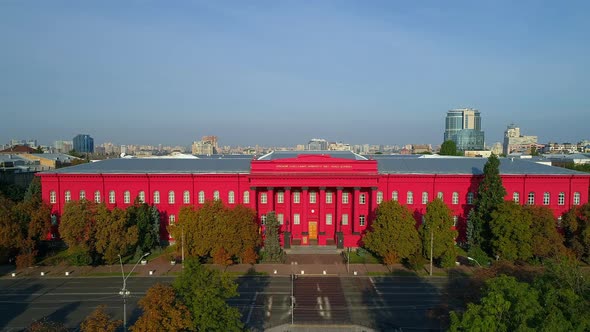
[344,248,381,264]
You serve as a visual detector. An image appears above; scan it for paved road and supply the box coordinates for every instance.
[0,275,450,331]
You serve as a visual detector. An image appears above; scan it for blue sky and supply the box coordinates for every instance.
[1,1,588,147]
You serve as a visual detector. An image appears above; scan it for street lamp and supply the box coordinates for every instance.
[467,256,482,267]
[118,252,150,331]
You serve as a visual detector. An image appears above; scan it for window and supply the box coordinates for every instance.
[407,191,413,204]
[452,192,459,205]
[453,216,458,227]
[293,192,300,204]
[213,191,220,201]
[277,192,284,204]
[294,213,300,225]
[153,191,160,204]
[183,191,190,204]
[326,213,333,225]
[109,190,115,204]
[169,215,176,225]
[326,192,333,204]
[94,191,101,203]
[377,191,383,204]
[261,215,267,225]
[65,190,71,203]
[309,192,317,203]
[243,191,250,204]
[199,191,205,204]
[50,191,56,204]
[422,192,428,204]
[139,191,145,203]
[543,192,550,205]
[228,191,235,204]
[513,192,520,203]
[342,192,349,204]
[437,192,443,200]
[342,214,349,225]
[359,193,366,204]
[528,192,535,205]
[558,192,565,206]
[467,192,474,205]
[557,216,563,227]
[392,191,398,201]
[124,191,131,204]
[80,190,86,200]
[168,191,175,204]
[574,192,581,205]
[261,193,268,204]
[359,215,366,226]
[278,213,284,225]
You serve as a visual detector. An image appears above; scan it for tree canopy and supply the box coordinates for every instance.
[131,283,192,332]
[261,211,285,263]
[420,198,458,267]
[562,203,590,263]
[440,140,459,156]
[489,201,533,262]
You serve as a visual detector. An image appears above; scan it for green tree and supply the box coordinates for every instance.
[261,211,284,263]
[24,177,42,202]
[363,200,422,265]
[420,198,458,268]
[131,283,192,332]
[469,154,507,253]
[59,200,97,252]
[173,259,243,331]
[524,205,567,260]
[562,203,590,263]
[94,205,139,264]
[440,140,459,156]
[127,201,160,254]
[489,201,533,262]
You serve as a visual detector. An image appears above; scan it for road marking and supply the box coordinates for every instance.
[266,296,273,317]
[324,297,332,319]
[245,292,257,324]
[316,283,321,292]
[369,277,381,295]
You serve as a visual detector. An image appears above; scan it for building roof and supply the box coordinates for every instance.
[39,154,589,176]
[0,145,36,153]
[257,150,368,161]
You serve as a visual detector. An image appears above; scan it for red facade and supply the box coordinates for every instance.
[39,154,590,247]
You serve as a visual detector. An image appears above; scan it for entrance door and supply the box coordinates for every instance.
[308,222,318,240]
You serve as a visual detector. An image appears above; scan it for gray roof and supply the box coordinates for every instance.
[258,150,368,161]
[41,158,251,174]
[31,153,81,161]
[377,157,588,175]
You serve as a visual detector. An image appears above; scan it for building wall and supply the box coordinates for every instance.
[39,170,589,247]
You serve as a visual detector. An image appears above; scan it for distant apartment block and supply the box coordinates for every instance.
[444,108,485,151]
[307,138,328,150]
[73,134,94,153]
[191,140,215,155]
[503,124,538,155]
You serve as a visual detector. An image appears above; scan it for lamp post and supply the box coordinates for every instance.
[118,252,149,331]
[181,224,185,268]
[467,256,482,267]
[429,228,433,277]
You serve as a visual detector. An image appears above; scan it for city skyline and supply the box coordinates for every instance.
[1,2,589,146]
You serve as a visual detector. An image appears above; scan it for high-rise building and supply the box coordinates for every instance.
[73,134,94,153]
[191,140,214,155]
[54,140,73,153]
[503,124,538,155]
[307,138,328,150]
[444,108,485,151]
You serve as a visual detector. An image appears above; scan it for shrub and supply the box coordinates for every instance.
[16,253,36,269]
[68,250,93,266]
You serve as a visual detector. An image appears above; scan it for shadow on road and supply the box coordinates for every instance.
[0,281,42,329]
[46,301,81,327]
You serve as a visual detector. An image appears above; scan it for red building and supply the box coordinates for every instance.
[38,151,590,248]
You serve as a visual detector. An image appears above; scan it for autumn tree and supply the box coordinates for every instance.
[94,205,139,264]
[261,211,284,263]
[174,259,243,331]
[26,318,67,332]
[130,283,192,332]
[363,200,422,265]
[562,203,590,263]
[0,194,19,261]
[59,200,97,265]
[126,201,160,255]
[227,204,261,263]
[489,201,533,262]
[524,205,567,260]
[468,154,507,253]
[80,305,121,332]
[420,198,458,267]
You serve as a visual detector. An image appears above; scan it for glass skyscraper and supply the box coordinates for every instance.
[444,108,484,150]
[73,134,94,153]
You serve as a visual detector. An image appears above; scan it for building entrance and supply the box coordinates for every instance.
[308,222,318,240]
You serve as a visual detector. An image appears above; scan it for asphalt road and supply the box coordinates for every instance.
[0,275,450,331]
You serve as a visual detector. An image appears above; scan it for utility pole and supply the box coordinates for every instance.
[429,228,433,277]
[118,252,149,331]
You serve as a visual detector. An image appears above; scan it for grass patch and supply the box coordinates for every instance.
[145,245,177,261]
[39,248,70,266]
[345,249,381,264]
[84,272,138,277]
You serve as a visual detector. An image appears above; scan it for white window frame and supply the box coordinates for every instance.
[50,191,56,204]
[528,192,535,205]
[124,191,131,204]
[153,191,160,204]
[513,192,520,203]
[309,192,317,204]
[94,191,101,203]
[228,191,235,204]
[213,190,220,201]
[261,215,267,225]
[377,191,383,204]
[326,213,333,225]
[65,190,71,203]
[359,193,366,204]
[359,215,366,226]
[342,214,349,225]
[452,192,459,205]
[139,191,145,203]
[278,213,284,225]
[261,193,268,204]
[392,191,398,201]
[453,216,458,227]
[574,192,580,205]
[437,192,443,200]
[277,191,284,204]
[326,192,333,204]
[169,214,175,225]
[543,192,550,205]
[422,192,428,204]
[467,192,474,205]
[199,191,205,204]
[294,213,300,225]
[407,191,413,204]
[558,192,565,206]
[342,192,349,204]
[293,192,301,204]
[168,191,175,204]
[183,190,190,204]
[80,190,86,200]
[243,191,250,204]
[109,190,115,204]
